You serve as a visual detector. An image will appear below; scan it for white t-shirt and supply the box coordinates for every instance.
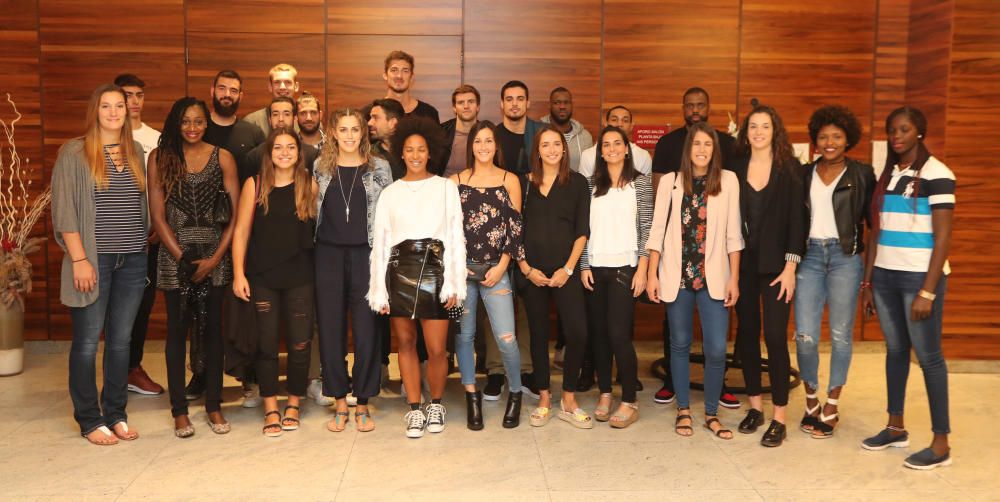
[808,166,845,239]
[578,141,652,177]
[132,123,161,165]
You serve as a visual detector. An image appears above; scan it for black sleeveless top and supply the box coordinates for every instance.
[246,183,315,289]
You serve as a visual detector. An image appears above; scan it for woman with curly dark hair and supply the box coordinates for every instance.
[732,104,805,447]
[794,105,875,439]
[859,107,955,470]
[369,116,466,438]
[148,97,240,438]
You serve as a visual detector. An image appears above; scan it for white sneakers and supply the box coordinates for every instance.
[306,378,336,406]
[241,383,262,408]
[404,409,427,438]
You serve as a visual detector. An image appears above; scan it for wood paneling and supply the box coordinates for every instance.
[187,0,326,34]
[325,35,461,115]
[603,0,740,133]
[871,0,910,142]
[904,0,954,154]
[39,0,185,338]
[464,0,602,134]
[738,0,877,150]
[328,0,462,36]
[187,33,326,119]
[941,0,1000,359]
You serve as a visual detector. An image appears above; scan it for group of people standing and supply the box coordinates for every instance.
[51,50,955,471]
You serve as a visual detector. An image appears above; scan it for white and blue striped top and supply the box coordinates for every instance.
[93,149,146,254]
[875,155,955,274]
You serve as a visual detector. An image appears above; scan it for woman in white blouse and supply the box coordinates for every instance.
[368,117,466,438]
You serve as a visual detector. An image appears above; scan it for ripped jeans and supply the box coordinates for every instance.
[456,271,521,390]
[252,281,315,398]
[794,239,863,392]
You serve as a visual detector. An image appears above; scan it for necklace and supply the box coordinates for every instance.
[337,165,362,222]
[404,175,433,193]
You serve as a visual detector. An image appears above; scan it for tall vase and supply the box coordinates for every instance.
[0,303,24,376]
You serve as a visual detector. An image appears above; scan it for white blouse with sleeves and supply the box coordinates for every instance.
[368,175,467,311]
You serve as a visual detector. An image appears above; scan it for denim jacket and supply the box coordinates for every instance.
[314,156,392,247]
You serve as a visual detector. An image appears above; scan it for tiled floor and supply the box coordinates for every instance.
[1,341,996,501]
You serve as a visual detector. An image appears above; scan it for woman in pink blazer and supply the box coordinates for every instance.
[646,121,743,439]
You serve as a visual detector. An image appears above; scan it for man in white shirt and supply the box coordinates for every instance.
[113,73,164,396]
[114,74,160,164]
[578,105,652,177]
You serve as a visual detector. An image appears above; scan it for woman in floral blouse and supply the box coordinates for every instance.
[449,121,525,430]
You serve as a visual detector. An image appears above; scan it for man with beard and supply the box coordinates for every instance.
[496,80,544,175]
[440,84,480,177]
[383,50,439,123]
[297,91,325,149]
[367,98,405,180]
[540,87,593,173]
[238,96,319,183]
[204,70,265,164]
[649,87,739,410]
[651,87,735,173]
[243,63,300,135]
[578,105,652,177]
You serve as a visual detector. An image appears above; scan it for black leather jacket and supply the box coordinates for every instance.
[802,158,876,256]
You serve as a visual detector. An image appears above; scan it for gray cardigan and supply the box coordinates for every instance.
[51,138,149,307]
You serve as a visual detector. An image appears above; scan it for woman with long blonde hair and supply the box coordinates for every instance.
[232,127,318,437]
[314,109,392,432]
[52,83,149,445]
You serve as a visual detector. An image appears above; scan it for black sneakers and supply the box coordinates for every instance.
[483,374,504,401]
[861,428,911,451]
[903,448,952,470]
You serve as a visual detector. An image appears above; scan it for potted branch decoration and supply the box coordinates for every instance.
[0,94,51,376]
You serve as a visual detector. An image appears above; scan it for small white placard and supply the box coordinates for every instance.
[872,140,888,178]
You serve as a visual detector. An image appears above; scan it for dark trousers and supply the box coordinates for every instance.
[69,252,146,435]
[128,243,159,369]
[164,286,224,417]
[735,268,791,406]
[587,266,639,403]
[521,268,588,392]
[316,244,381,400]
[253,281,314,398]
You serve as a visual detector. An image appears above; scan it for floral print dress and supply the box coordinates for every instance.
[680,176,708,291]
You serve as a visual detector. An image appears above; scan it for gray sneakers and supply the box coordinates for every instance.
[903,448,952,470]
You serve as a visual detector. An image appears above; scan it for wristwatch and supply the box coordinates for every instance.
[563,266,574,276]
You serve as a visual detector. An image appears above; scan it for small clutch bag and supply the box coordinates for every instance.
[466,260,498,283]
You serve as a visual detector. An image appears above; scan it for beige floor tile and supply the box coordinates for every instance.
[550,490,761,501]
[756,490,969,502]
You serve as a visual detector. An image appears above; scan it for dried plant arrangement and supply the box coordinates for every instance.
[0,94,51,311]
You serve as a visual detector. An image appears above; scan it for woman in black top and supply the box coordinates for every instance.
[517,125,592,429]
[232,127,318,437]
[148,97,239,438]
[732,105,805,447]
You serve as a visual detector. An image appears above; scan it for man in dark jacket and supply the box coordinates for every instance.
[496,80,544,176]
[652,87,736,173]
[439,84,481,177]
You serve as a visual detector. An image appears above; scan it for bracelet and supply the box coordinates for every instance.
[859,281,872,290]
[72,257,87,263]
[917,289,937,301]
[525,267,534,277]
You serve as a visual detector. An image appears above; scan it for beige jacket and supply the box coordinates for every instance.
[647,171,743,302]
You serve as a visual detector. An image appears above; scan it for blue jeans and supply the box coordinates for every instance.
[666,288,729,416]
[69,252,147,435]
[794,239,863,392]
[456,271,521,390]
[872,267,949,434]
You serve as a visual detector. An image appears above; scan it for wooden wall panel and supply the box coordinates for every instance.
[187,33,326,121]
[0,19,47,340]
[872,0,910,142]
[0,0,38,31]
[903,0,954,154]
[603,0,740,135]
[738,0,877,151]
[942,0,1000,359]
[464,0,602,134]
[39,0,185,339]
[326,35,461,116]
[328,0,462,36]
[187,0,325,34]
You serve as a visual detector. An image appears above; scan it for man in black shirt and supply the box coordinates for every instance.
[383,50,439,123]
[650,86,740,409]
[651,87,736,173]
[239,96,319,183]
[368,98,405,180]
[204,70,265,165]
[496,80,544,175]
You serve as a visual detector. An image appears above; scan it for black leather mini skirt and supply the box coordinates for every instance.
[388,238,447,320]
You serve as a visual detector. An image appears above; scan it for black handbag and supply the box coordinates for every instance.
[466,260,498,282]
[212,187,232,225]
